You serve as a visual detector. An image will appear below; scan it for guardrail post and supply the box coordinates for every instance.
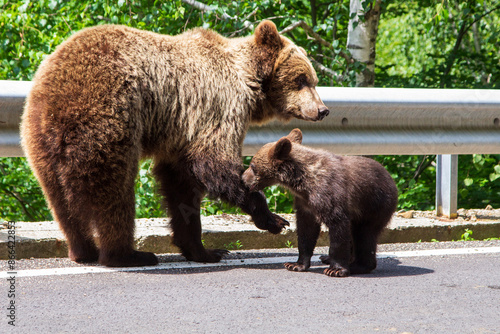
[436,154,458,218]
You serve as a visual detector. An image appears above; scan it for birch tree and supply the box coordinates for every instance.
[347,0,382,87]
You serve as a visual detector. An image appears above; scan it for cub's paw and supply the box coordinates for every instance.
[100,250,159,267]
[323,266,350,277]
[284,262,308,272]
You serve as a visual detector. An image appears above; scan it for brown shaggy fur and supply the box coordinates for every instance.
[242,129,398,277]
[21,21,328,267]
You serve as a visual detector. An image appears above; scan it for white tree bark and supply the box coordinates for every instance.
[181,0,235,20]
[347,0,382,87]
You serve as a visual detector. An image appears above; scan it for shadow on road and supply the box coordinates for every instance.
[137,252,434,277]
[306,257,434,278]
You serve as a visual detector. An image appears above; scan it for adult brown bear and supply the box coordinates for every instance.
[21,21,328,267]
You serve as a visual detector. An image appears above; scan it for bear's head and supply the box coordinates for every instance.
[242,128,303,192]
[250,21,329,124]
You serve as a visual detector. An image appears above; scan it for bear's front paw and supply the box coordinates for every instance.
[267,214,290,234]
[284,262,308,272]
[324,266,350,277]
[251,213,289,234]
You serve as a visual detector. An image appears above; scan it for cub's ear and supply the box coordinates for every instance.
[269,138,292,161]
[287,128,303,144]
[253,20,282,81]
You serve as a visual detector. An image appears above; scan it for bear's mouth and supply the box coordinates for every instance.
[284,106,324,122]
[295,113,323,122]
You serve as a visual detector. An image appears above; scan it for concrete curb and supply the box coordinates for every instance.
[1,213,499,260]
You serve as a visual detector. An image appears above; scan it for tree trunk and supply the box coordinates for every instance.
[347,0,382,87]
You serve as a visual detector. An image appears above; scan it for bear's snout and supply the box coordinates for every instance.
[317,106,330,120]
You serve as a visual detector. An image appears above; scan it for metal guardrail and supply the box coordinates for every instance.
[243,87,500,156]
[0,81,30,157]
[1,80,500,217]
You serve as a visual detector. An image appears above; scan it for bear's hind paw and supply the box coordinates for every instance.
[184,248,229,263]
[99,250,159,267]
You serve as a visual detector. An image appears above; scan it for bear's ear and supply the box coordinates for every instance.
[254,20,281,50]
[253,20,282,81]
[286,128,303,144]
[269,138,292,161]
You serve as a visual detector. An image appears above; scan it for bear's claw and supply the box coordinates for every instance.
[323,266,350,277]
[284,262,308,272]
[266,214,290,234]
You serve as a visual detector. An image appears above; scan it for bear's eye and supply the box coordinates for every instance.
[250,163,257,172]
[295,74,309,90]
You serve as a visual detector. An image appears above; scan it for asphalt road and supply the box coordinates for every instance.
[2,241,500,333]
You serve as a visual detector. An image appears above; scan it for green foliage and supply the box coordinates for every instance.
[458,154,500,208]
[0,0,193,80]
[264,185,295,213]
[459,228,474,241]
[373,154,500,211]
[224,240,243,250]
[374,155,436,211]
[377,0,500,88]
[0,158,51,221]
[134,160,164,218]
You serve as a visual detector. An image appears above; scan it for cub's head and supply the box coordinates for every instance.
[250,21,329,124]
[242,129,303,192]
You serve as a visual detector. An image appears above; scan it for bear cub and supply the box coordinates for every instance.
[242,129,398,277]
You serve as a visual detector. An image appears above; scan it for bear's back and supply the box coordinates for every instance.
[339,155,398,220]
[23,25,254,159]
[295,147,397,220]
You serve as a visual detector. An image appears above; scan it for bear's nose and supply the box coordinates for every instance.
[318,106,330,120]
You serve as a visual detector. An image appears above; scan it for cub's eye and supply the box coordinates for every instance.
[295,74,309,90]
[250,163,257,172]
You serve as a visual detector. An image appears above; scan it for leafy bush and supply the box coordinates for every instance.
[374,155,436,211]
[459,154,500,209]
[0,158,51,221]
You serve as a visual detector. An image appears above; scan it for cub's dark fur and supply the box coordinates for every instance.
[243,129,398,277]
